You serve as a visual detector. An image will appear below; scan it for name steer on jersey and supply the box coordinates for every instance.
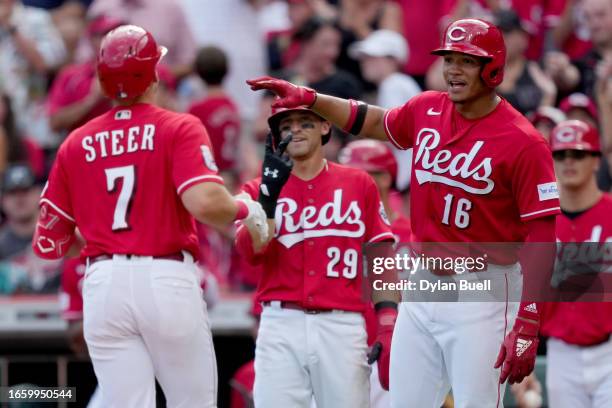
[32,25,271,408]
[247,18,560,408]
[235,104,397,408]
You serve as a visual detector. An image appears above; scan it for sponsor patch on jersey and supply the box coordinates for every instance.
[379,201,391,226]
[114,109,132,120]
[201,145,219,172]
[537,182,559,201]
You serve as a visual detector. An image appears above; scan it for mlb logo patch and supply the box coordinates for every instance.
[537,182,559,201]
[115,110,132,120]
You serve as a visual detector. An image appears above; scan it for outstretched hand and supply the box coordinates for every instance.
[246,76,317,109]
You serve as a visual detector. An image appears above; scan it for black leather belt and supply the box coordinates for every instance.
[87,251,185,266]
[262,301,333,315]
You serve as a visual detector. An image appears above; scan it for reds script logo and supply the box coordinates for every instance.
[274,189,365,248]
[413,128,494,194]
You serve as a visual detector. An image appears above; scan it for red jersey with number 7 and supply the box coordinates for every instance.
[41,103,223,259]
[384,91,560,250]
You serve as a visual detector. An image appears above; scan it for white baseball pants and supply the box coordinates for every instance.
[83,254,217,408]
[254,302,371,408]
[389,265,522,408]
[546,337,612,408]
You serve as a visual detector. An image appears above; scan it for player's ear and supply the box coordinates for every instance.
[320,120,331,135]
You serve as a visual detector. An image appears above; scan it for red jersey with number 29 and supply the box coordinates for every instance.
[235,162,395,312]
[384,91,560,246]
[41,103,223,259]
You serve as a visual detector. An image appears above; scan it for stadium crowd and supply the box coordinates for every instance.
[1,0,612,406]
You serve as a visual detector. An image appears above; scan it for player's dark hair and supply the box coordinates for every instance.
[195,46,229,86]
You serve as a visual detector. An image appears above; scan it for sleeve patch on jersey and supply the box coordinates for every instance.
[537,182,559,201]
[201,145,219,172]
[379,201,391,226]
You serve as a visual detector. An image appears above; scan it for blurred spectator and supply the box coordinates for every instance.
[265,0,317,72]
[254,17,362,154]
[0,164,41,259]
[349,29,420,108]
[46,14,122,134]
[188,46,241,173]
[50,0,86,63]
[334,0,403,87]
[282,17,362,99]
[0,0,67,147]
[548,0,592,60]
[395,0,447,87]
[181,0,266,121]
[549,0,612,98]
[0,164,61,294]
[495,10,557,115]
[528,106,566,141]
[0,94,45,178]
[88,0,196,79]
[348,29,420,191]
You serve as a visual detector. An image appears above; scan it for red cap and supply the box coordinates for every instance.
[550,120,600,153]
[338,139,397,180]
[559,93,598,121]
[97,25,166,100]
[431,18,506,87]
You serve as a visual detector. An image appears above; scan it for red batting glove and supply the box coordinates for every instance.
[367,304,398,390]
[246,76,317,108]
[494,303,540,384]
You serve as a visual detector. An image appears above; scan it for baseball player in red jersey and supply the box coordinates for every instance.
[247,18,561,408]
[537,120,612,407]
[234,105,397,407]
[31,25,270,408]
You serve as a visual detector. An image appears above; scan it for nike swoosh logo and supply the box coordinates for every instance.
[427,108,442,115]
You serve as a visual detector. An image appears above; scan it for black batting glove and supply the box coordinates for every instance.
[259,132,293,218]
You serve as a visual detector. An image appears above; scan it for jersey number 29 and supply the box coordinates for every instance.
[105,165,135,231]
[326,247,358,279]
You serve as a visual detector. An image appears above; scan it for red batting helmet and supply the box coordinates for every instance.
[267,105,331,146]
[431,19,506,88]
[550,120,600,153]
[97,25,167,100]
[338,140,397,180]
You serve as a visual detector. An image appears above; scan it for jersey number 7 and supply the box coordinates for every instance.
[105,165,136,231]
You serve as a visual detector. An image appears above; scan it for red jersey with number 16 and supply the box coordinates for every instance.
[41,103,223,259]
[384,91,560,248]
